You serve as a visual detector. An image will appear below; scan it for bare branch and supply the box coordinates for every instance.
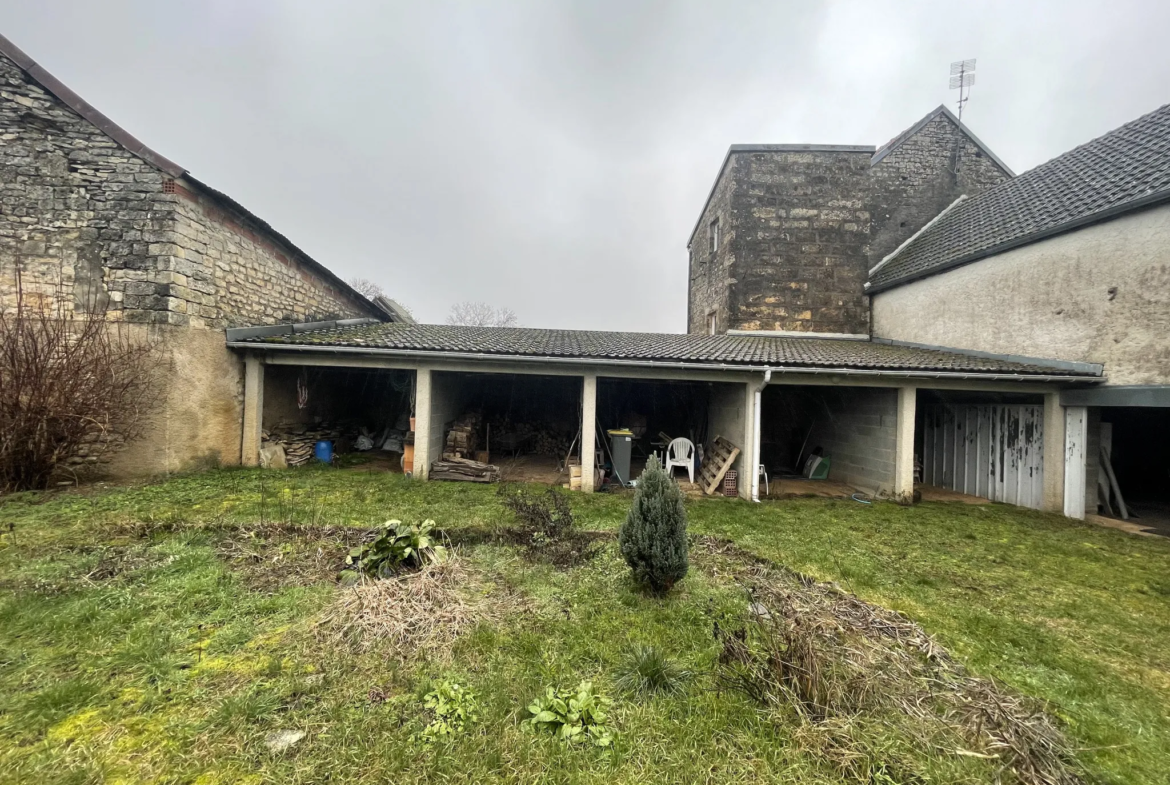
[446,301,519,328]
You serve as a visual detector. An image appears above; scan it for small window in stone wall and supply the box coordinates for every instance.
[707,310,717,335]
[709,218,719,254]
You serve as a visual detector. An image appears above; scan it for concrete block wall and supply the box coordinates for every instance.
[807,387,898,493]
[425,371,473,472]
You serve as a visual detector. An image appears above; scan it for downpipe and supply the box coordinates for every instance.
[751,369,772,502]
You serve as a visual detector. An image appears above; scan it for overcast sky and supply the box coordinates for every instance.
[4,1,1169,330]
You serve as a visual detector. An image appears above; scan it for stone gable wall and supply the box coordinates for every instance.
[867,113,1011,264]
[0,52,375,329]
[0,53,172,315]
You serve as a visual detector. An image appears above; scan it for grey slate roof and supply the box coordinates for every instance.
[236,322,1099,377]
[870,102,1170,292]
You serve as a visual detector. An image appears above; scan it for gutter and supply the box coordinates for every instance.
[751,370,772,502]
[224,341,1102,384]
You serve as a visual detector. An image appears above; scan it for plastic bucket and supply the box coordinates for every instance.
[314,440,333,464]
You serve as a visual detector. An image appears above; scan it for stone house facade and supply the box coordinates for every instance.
[0,35,386,475]
[687,107,1012,336]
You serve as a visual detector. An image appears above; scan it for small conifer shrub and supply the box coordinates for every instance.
[618,455,689,593]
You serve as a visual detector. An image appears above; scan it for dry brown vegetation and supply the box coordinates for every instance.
[315,557,523,658]
[699,536,1081,785]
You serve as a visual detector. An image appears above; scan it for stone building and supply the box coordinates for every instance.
[0,34,392,475]
[687,106,1012,336]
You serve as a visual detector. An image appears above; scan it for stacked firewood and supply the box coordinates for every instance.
[443,412,482,459]
[430,456,500,483]
[263,423,345,466]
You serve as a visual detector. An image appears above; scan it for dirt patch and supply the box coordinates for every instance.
[314,558,523,659]
[695,536,1083,785]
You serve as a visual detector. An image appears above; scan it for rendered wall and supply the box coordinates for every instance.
[872,204,1170,386]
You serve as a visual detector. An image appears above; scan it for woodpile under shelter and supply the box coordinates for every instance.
[227,322,1102,504]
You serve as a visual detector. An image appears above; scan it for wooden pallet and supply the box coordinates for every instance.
[699,436,740,495]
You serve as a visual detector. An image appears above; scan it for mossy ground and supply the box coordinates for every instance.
[1,465,1168,784]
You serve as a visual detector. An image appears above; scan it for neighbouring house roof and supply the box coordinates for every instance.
[870,105,1015,175]
[869,102,1170,293]
[0,33,387,321]
[229,322,1102,379]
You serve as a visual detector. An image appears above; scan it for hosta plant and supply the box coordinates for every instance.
[414,680,479,745]
[343,519,448,580]
[521,681,614,747]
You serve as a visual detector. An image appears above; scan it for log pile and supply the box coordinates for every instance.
[263,423,346,466]
[443,412,482,459]
[430,456,500,483]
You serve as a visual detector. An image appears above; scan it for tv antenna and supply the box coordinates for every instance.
[950,59,976,123]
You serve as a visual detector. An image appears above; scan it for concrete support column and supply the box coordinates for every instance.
[241,354,264,466]
[741,381,755,499]
[894,385,916,503]
[1063,405,1088,519]
[413,367,433,479]
[1042,393,1066,513]
[581,373,597,492]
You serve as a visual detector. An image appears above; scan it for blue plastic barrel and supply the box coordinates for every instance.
[314,440,333,464]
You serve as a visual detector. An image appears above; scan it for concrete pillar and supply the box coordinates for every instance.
[241,354,264,466]
[581,373,597,492]
[740,381,755,499]
[1063,405,1088,519]
[413,367,432,479]
[1042,393,1066,513]
[893,385,916,503]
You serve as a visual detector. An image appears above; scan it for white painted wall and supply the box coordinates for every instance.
[872,203,1170,385]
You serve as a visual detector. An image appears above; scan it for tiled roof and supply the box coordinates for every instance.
[236,322,1099,377]
[869,102,1170,291]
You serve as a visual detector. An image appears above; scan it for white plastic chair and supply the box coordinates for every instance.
[665,437,696,483]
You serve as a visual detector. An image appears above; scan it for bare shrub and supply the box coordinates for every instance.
[0,276,160,492]
[498,485,600,567]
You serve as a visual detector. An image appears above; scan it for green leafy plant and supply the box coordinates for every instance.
[521,681,614,747]
[619,455,688,592]
[414,680,480,744]
[343,519,448,580]
[614,645,691,697]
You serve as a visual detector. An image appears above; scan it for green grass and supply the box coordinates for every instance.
[1,466,1168,783]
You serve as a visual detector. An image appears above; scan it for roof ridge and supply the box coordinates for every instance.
[870,104,1014,176]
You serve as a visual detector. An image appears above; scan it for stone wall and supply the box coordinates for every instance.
[686,111,1011,337]
[867,113,1011,263]
[0,53,171,313]
[687,156,736,333]
[0,50,383,477]
[729,149,873,334]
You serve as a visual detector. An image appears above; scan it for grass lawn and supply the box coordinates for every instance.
[1,465,1168,784]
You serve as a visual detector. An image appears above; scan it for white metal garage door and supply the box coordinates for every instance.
[921,404,1044,509]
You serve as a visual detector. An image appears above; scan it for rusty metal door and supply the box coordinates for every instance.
[921,404,1044,509]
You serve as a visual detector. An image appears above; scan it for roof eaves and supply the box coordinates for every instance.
[872,337,1104,376]
[868,185,1170,293]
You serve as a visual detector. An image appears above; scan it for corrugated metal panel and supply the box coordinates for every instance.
[922,404,1045,509]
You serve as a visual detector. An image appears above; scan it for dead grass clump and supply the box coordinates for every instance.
[315,558,519,659]
[700,537,1082,785]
